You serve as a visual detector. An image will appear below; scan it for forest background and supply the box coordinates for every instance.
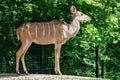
[0,0,120,79]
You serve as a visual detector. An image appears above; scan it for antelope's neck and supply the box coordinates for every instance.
[68,19,80,37]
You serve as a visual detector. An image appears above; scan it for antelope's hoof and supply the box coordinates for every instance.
[16,72,21,75]
[24,71,29,75]
[55,72,62,75]
[25,72,29,75]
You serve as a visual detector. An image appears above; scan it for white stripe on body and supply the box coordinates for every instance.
[27,24,31,38]
[35,23,38,39]
[53,24,56,38]
[63,30,67,38]
[47,23,50,36]
[42,23,45,37]
[21,27,24,39]
[63,25,67,38]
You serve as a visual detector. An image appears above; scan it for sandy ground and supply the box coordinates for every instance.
[0,73,108,80]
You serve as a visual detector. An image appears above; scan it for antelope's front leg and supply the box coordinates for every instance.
[54,44,62,75]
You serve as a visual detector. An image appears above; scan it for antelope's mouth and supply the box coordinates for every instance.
[87,17,92,21]
[86,17,92,22]
[89,17,92,21]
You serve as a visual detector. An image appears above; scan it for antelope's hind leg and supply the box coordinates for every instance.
[21,42,31,75]
[16,42,31,75]
[16,44,25,75]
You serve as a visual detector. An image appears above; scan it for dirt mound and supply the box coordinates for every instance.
[0,73,107,80]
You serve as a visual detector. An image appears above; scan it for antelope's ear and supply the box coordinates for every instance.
[70,6,77,13]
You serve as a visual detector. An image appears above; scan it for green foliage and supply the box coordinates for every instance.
[0,0,120,79]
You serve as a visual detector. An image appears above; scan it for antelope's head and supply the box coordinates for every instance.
[70,6,91,22]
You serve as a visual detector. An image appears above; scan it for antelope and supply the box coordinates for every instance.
[16,5,91,75]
